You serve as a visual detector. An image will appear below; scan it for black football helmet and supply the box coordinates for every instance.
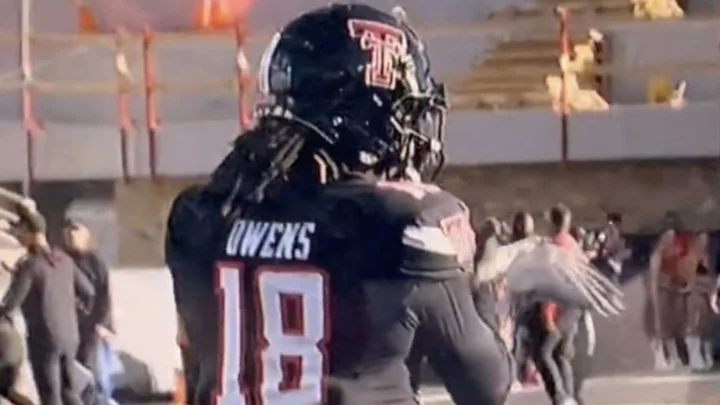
[254,3,447,181]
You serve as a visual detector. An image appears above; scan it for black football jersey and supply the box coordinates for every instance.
[171,179,484,405]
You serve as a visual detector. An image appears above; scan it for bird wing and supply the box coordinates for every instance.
[474,235,543,282]
[475,237,624,316]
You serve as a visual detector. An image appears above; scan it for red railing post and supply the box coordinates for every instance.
[19,0,40,196]
[115,27,134,182]
[142,27,159,179]
[557,7,570,163]
[235,21,251,132]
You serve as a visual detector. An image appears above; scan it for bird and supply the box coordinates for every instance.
[474,235,624,316]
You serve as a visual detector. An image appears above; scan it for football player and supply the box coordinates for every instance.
[165,4,623,405]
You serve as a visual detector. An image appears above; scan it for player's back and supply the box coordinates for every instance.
[184,179,483,405]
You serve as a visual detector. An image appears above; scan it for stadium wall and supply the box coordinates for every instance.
[605,20,720,103]
[689,0,720,13]
[2,103,719,183]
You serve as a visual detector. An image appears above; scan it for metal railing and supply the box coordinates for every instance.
[0,0,253,192]
[0,0,717,194]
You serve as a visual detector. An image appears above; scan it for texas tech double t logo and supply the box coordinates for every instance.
[347,19,409,90]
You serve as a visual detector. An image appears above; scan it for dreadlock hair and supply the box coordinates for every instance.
[205,117,340,218]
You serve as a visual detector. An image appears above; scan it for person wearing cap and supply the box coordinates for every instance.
[62,220,115,402]
[0,204,93,405]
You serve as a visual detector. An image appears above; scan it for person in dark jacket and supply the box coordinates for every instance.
[0,204,93,405]
[62,221,115,402]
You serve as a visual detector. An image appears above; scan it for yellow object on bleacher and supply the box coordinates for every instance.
[546,74,609,113]
[559,44,595,75]
[558,29,604,91]
[632,0,684,20]
[647,76,674,104]
[647,77,687,108]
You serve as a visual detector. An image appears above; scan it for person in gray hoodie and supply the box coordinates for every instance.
[0,204,93,405]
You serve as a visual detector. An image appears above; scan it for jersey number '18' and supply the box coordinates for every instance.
[215,262,329,405]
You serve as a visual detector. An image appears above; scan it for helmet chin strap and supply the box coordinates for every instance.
[312,149,340,184]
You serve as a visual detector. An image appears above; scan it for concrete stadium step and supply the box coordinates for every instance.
[481,55,559,68]
[489,40,560,56]
[474,35,587,65]
[490,33,590,51]
[451,73,548,89]
[464,61,561,81]
[452,90,552,110]
[540,0,633,14]
[484,47,561,62]
[451,79,547,94]
[488,0,631,20]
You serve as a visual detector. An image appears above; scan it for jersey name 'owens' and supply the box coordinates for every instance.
[225,219,316,260]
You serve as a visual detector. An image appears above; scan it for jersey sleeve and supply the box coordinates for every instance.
[324,181,477,280]
[402,190,476,278]
[400,220,471,277]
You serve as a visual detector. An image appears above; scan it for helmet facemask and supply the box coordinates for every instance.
[387,13,448,182]
[389,81,447,182]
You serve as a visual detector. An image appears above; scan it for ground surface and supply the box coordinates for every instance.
[127,373,720,405]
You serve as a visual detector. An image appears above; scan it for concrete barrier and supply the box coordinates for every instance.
[108,268,181,396]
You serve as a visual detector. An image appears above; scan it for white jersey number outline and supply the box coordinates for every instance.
[215,262,329,405]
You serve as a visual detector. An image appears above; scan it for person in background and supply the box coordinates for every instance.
[710,269,720,318]
[569,226,588,251]
[648,213,698,370]
[0,203,92,405]
[534,204,586,405]
[597,212,630,284]
[685,232,715,370]
[508,212,540,387]
[473,217,504,330]
[62,221,116,404]
[510,211,535,243]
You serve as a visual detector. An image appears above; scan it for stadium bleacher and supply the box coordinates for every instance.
[632,0,685,19]
[449,0,691,111]
[490,0,633,19]
[450,29,608,110]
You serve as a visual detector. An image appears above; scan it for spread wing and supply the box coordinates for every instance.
[475,236,624,316]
